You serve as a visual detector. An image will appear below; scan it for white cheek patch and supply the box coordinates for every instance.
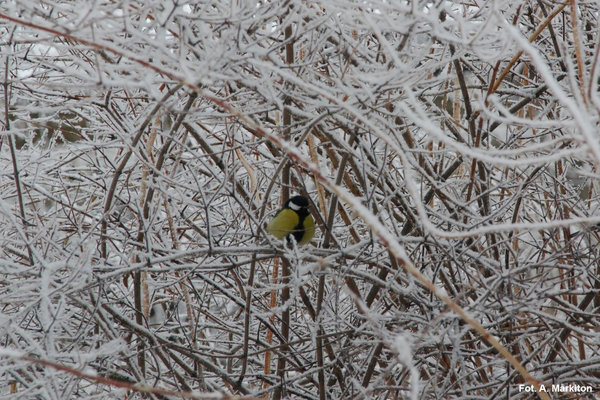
[289,202,301,211]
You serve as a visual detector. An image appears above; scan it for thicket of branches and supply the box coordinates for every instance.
[1,1,599,399]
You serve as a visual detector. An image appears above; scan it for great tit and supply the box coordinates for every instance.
[266,195,315,246]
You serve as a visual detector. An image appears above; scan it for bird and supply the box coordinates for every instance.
[266,195,315,246]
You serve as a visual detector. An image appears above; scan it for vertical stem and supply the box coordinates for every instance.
[273,21,294,400]
[316,275,326,400]
[569,0,587,106]
[132,117,158,377]
[264,257,279,387]
[3,50,34,266]
[133,269,145,375]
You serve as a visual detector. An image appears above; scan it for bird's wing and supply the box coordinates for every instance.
[298,214,316,245]
[266,208,300,239]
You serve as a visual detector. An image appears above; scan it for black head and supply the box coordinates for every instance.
[286,195,309,211]
[286,196,310,218]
